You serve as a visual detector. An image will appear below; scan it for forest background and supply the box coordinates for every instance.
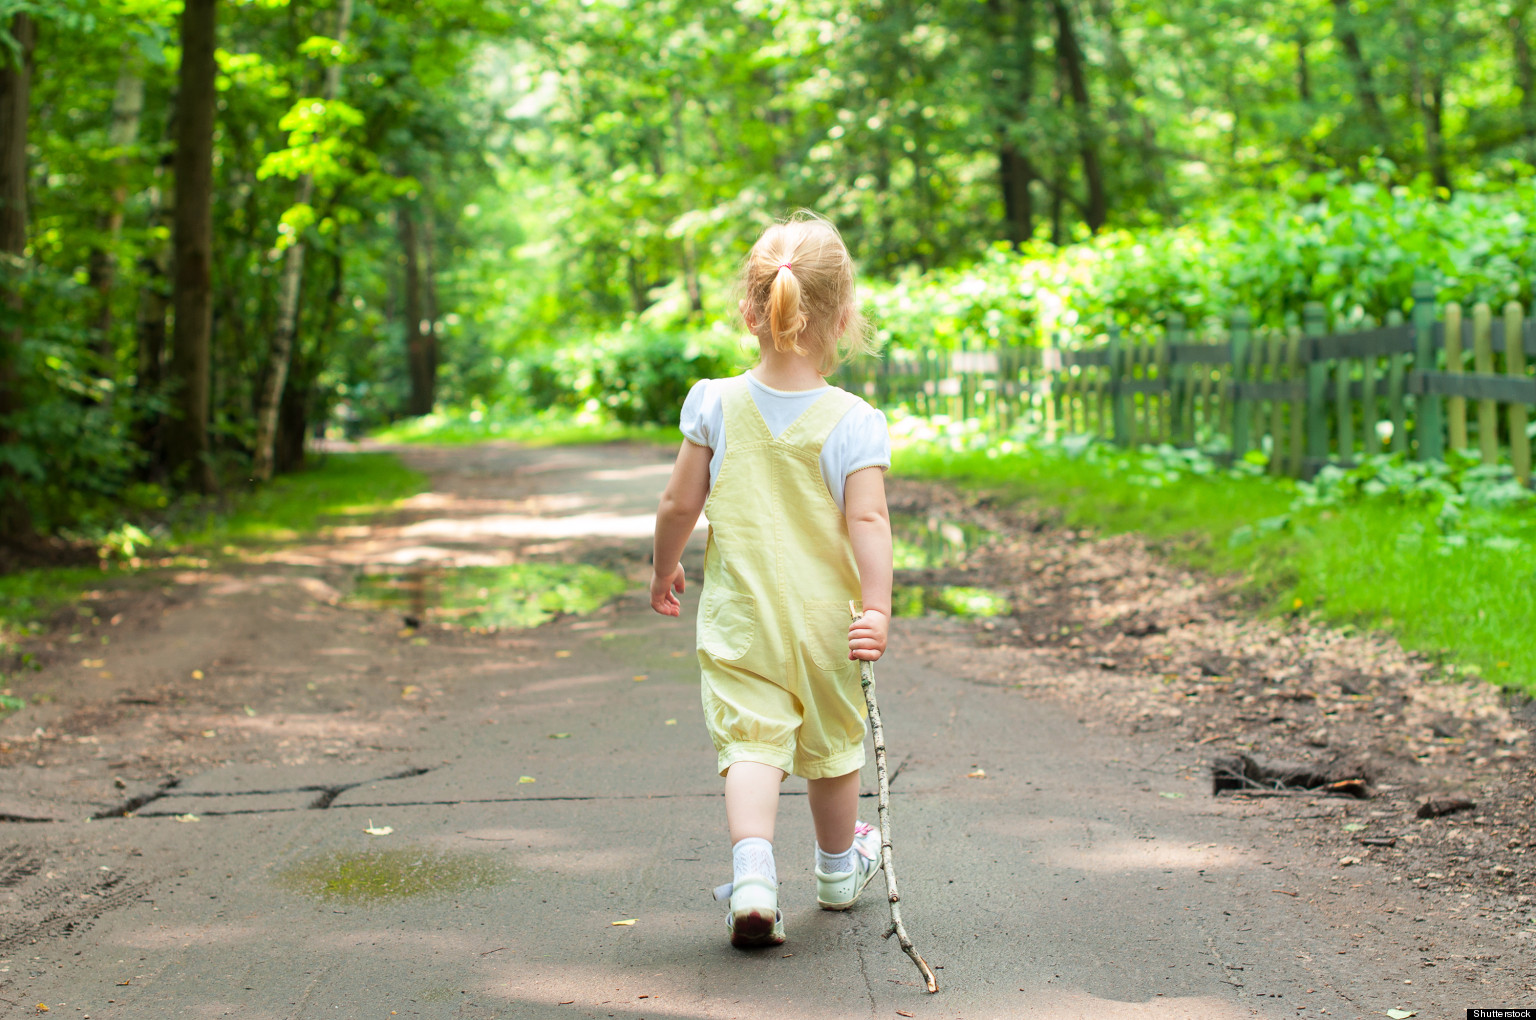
[2,0,1535,549]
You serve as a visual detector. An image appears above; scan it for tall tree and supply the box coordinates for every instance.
[253,0,354,482]
[398,201,434,416]
[0,12,35,544]
[991,0,1039,247]
[86,45,146,369]
[166,0,217,492]
[1053,0,1105,232]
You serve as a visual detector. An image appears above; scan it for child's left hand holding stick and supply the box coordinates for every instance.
[651,441,713,617]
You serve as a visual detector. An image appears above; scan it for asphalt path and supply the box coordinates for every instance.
[2,440,1525,1019]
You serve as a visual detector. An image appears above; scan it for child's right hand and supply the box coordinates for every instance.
[650,564,687,617]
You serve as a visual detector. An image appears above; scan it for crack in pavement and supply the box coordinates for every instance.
[87,766,431,820]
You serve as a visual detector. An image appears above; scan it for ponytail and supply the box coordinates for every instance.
[768,262,808,356]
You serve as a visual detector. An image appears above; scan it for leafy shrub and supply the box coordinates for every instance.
[520,324,750,425]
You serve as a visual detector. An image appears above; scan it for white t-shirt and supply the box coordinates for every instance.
[679,372,891,513]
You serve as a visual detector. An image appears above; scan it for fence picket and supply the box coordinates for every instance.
[1444,302,1467,451]
[1473,303,1498,465]
[1231,309,1253,457]
[1507,302,1531,485]
[1413,280,1444,461]
[1386,309,1408,452]
[1335,344,1354,462]
[1304,303,1328,470]
[1286,330,1305,476]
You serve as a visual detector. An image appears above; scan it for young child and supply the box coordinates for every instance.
[649,213,894,949]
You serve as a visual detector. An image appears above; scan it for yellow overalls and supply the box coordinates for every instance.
[697,376,868,780]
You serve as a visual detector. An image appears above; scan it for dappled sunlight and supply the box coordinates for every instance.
[979,816,1251,874]
[1034,838,1250,875]
[585,463,676,482]
[450,826,569,848]
[400,511,674,541]
[118,922,270,950]
[514,671,627,695]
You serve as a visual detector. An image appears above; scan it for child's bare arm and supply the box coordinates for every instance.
[844,466,892,660]
[651,441,712,617]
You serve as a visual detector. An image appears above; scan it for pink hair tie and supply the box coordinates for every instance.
[779,262,793,270]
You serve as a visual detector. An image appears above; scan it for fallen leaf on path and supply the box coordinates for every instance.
[519,776,536,783]
[81,659,103,668]
[364,821,393,836]
[401,685,420,700]
[243,705,256,717]
[1341,822,1366,832]
[966,769,986,779]
[174,814,199,823]
[611,919,636,926]
[191,669,203,680]
[633,674,648,682]
[555,650,571,658]
[1338,856,1360,866]
[549,733,571,739]
[558,1001,574,1005]
[411,637,429,646]
[1386,1010,1417,1019]
[1159,792,1184,799]
[397,627,414,637]
[116,980,130,985]
[665,719,676,725]
[1271,889,1298,896]
[897,1012,915,1017]
[35,1006,47,1013]
[201,730,216,738]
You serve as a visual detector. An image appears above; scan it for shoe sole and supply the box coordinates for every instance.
[729,908,785,948]
[817,862,883,911]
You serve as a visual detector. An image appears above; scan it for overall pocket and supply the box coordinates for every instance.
[803,599,859,671]
[698,589,756,661]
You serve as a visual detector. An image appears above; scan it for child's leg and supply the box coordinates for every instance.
[724,760,784,841]
[806,768,860,853]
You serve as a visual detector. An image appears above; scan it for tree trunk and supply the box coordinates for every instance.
[134,121,174,474]
[166,0,217,492]
[0,13,36,543]
[420,203,439,404]
[1053,0,1105,232]
[399,204,432,417]
[1331,0,1392,157]
[1512,0,1534,144]
[86,46,145,372]
[252,0,353,482]
[1296,27,1311,102]
[991,0,1037,247]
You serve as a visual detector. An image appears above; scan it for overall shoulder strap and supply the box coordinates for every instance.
[776,386,860,454]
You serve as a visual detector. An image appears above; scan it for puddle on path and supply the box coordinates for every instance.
[277,847,513,903]
[891,514,997,569]
[892,584,1012,618]
[348,563,628,629]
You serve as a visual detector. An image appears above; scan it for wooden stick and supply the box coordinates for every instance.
[851,603,939,994]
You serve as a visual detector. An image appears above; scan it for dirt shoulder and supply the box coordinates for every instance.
[886,475,1536,932]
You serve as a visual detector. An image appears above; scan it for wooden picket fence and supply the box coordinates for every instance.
[841,282,1536,485]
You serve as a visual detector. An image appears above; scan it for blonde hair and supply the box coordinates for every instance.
[740,211,879,374]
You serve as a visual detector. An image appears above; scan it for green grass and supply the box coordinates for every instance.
[1,452,429,654]
[895,442,1536,696]
[174,451,426,546]
[371,410,676,448]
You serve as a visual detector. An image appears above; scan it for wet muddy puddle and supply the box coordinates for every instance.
[277,847,513,903]
[890,515,1011,617]
[348,563,628,630]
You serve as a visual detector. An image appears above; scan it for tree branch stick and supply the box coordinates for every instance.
[851,603,938,993]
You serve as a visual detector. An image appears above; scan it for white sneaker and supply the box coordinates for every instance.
[815,821,883,910]
[725,875,785,948]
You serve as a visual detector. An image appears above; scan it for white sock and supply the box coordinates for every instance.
[732,837,776,887]
[816,843,857,875]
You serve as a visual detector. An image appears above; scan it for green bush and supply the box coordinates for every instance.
[520,324,750,425]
